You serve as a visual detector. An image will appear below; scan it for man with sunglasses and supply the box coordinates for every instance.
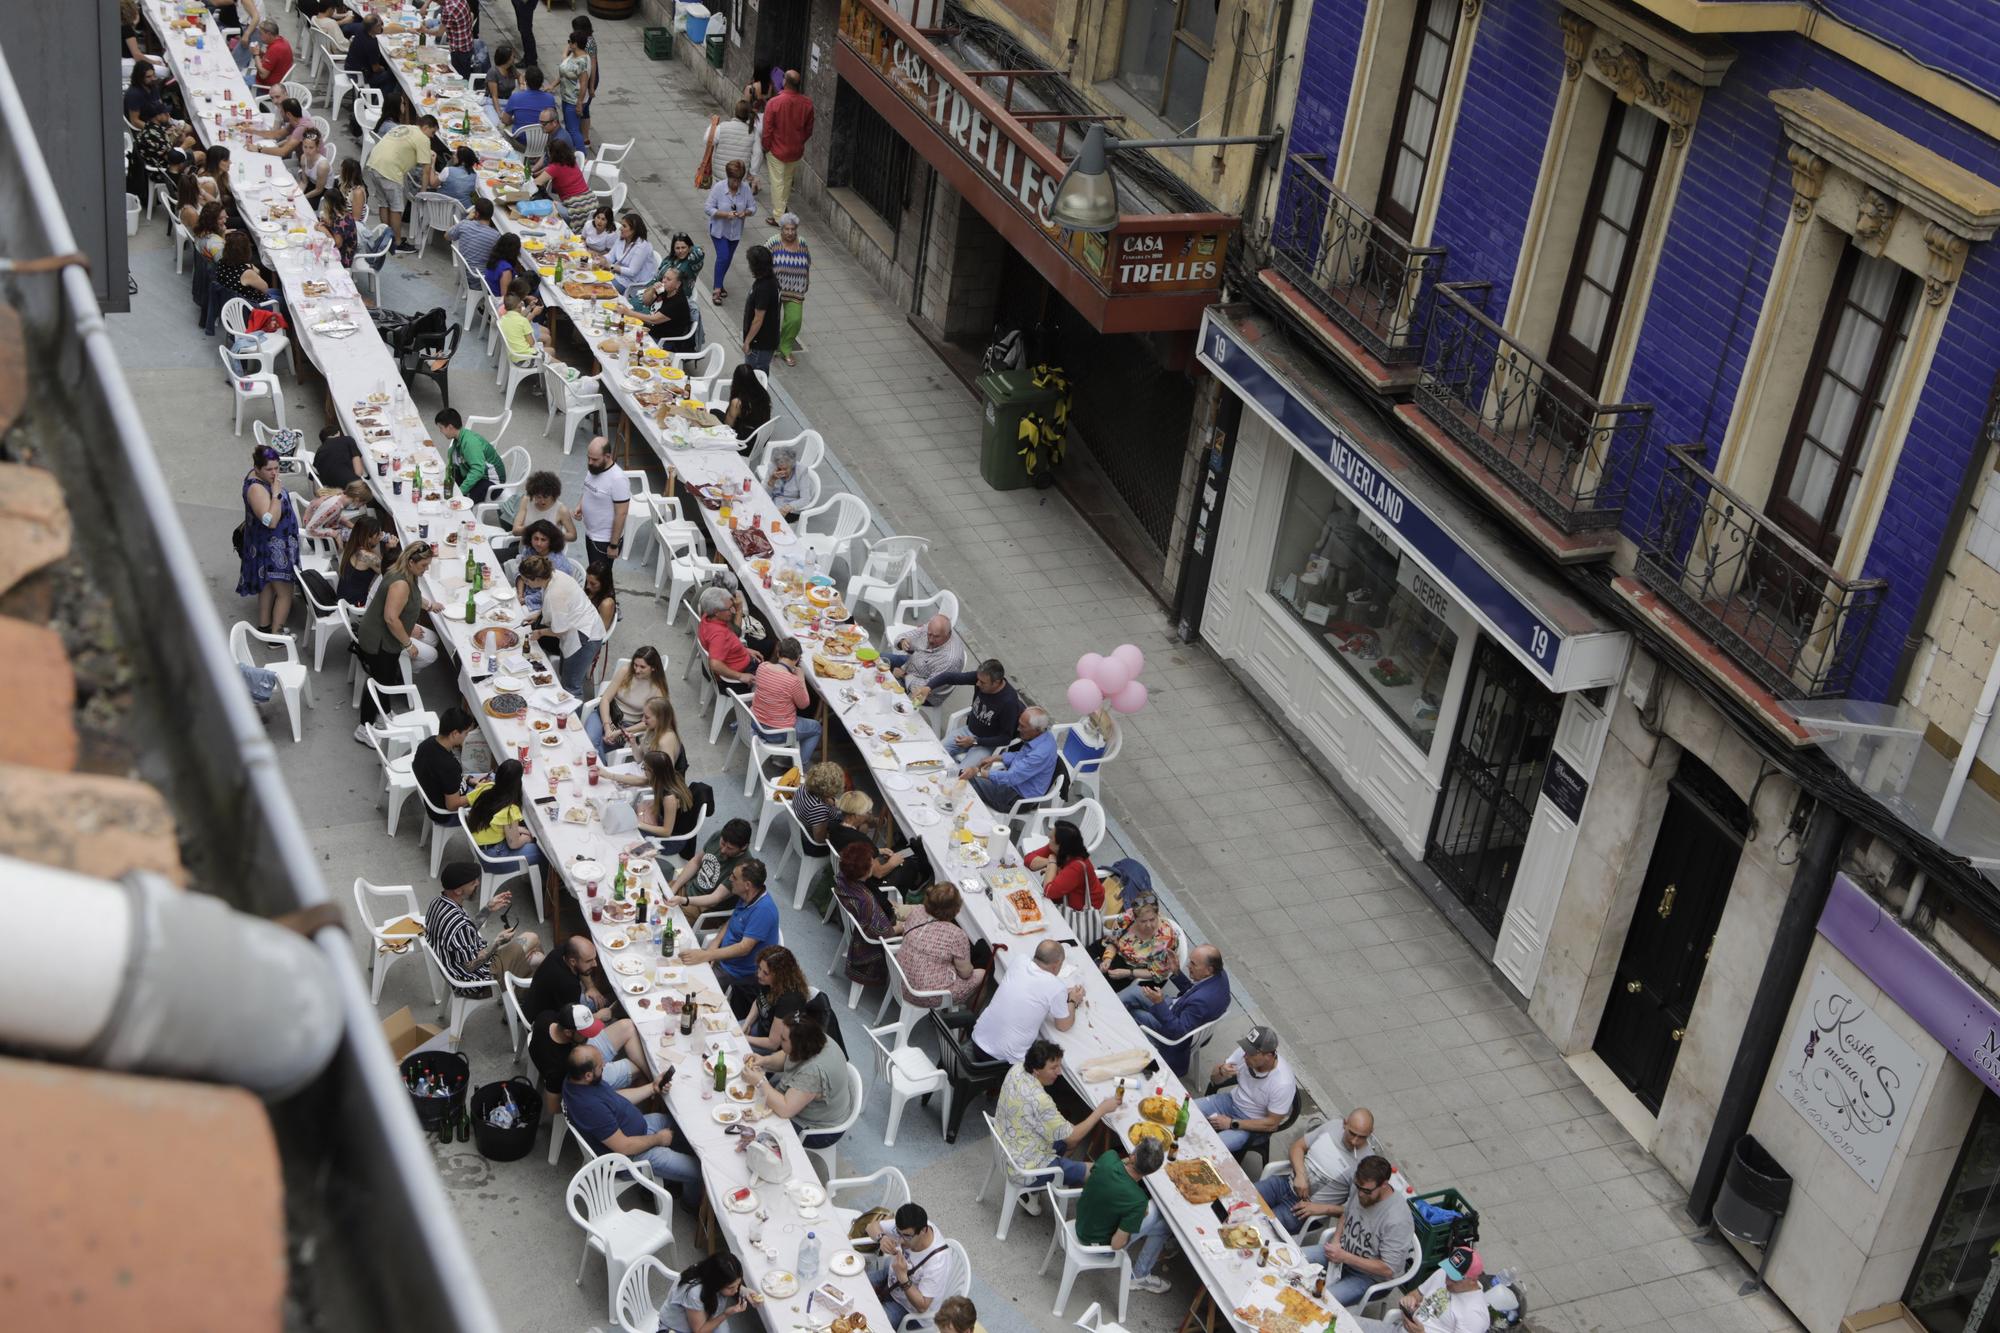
[1322,1155,1416,1307]
[1255,1105,1379,1235]
[867,1203,959,1329]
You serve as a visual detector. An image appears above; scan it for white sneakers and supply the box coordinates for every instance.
[353,722,371,744]
[1130,1274,1172,1294]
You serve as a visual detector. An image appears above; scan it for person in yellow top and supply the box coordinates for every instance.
[934,1296,985,1333]
[465,758,546,869]
[363,115,442,252]
[497,291,550,363]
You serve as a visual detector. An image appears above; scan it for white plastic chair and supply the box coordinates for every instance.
[1039,1183,1131,1324]
[417,935,496,1045]
[825,1165,911,1217]
[410,191,465,257]
[862,1021,945,1148]
[498,344,543,412]
[829,896,900,1012]
[1020,799,1109,856]
[760,454,823,515]
[793,493,872,577]
[362,721,422,837]
[289,490,336,567]
[755,428,826,475]
[516,122,547,160]
[229,623,311,742]
[452,244,490,346]
[844,535,929,626]
[614,1255,677,1333]
[976,1109,1064,1240]
[366,679,436,738]
[458,808,546,921]
[170,212,197,274]
[353,230,392,303]
[352,878,425,1005]
[566,1153,676,1317]
[416,780,469,877]
[1148,1014,1222,1078]
[669,341,725,380]
[784,800,831,911]
[594,138,635,169]
[541,363,606,456]
[880,945,954,1052]
[1075,1302,1134,1333]
[651,527,721,618]
[296,568,353,672]
[745,735,801,851]
[802,1062,866,1183]
[586,157,621,204]
[897,1240,972,1333]
[887,590,962,643]
[219,344,286,436]
[503,970,534,1061]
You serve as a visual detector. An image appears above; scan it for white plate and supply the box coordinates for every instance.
[722,1188,760,1214]
[494,675,527,692]
[908,807,939,828]
[569,857,604,882]
[761,1271,799,1299]
[787,1183,826,1208]
[610,956,647,976]
[711,1105,746,1125]
[623,978,653,995]
[880,773,913,791]
[828,1251,863,1277]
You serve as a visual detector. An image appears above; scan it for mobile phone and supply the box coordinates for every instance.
[1211,1200,1230,1223]
[533,795,557,808]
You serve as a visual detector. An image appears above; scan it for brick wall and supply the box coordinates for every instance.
[1283,0,1368,169]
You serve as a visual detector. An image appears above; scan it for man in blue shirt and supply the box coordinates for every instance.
[681,859,777,1018]
[925,658,1020,762]
[1124,943,1230,1076]
[501,66,559,147]
[964,706,1057,811]
[560,1045,702,1191]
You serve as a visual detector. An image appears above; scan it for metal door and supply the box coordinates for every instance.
[1593,758,1746,1113]
[753,0,812,79]
[1425,637,1562,935]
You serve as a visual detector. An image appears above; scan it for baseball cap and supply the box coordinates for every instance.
[567,1003,603,1040]
[1238,1025,1280,1055]
[1441,1246,1483,1282]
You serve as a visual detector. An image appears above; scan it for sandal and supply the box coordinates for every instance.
[711,289,727,305]
[782,354,796,367]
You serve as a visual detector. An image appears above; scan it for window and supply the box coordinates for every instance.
[1115,0,1216,135]
[1770,247,1918,558]
[1907,1088,2000,1332]
[1547,102,1667,395]
[828,80,913,231]
[1266,454,1461,749]
[1375,0,1463,238]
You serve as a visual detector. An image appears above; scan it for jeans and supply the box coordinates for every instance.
[1129,1207,1175,1278]
[639,1111,704,1189]
[561,101,584,152]
[970,775,1023,811]
[867,1257,918,1330]
[1119,986,1152,1014]
[744,348,773,373]
[583,706,612,756]
[1055,1154,1091,1187]
[711,231,739,291]
[1256,1172,1309,1237]
[1195,1091,1250,1155]
[947,738,993,764]
[509,0,536,62]
[478,837,545,869]
[559,637,599,697]
[1329,1270,1377,1308]
[756,717,820,771]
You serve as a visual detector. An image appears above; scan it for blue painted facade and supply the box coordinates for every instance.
[1278,1,2000,702]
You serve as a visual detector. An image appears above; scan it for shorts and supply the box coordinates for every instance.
[590,1033,636,1089]
[365,166,406,214]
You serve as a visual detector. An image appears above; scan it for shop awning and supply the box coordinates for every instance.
[833,0,1237,334]
[1200,306,1629,692]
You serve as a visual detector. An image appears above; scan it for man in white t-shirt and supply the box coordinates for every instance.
[578,435,631,566]
[1357,1245,1488,1333]
[1196,1025,1298,1154]
[867,1202,963,1329]
[970,939,1083,1064]
[1258,1106,1380,1234]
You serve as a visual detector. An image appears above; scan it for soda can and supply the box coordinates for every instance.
[418,521,430,540]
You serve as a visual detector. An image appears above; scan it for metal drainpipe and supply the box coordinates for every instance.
[1937,631,2000,843]
[1686,801,1847,1226]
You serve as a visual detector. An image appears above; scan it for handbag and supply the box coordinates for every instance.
[693,115,719,190]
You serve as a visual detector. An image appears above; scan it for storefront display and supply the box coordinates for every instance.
[1266,452,1458,749]
[1909,1090,2000,1332]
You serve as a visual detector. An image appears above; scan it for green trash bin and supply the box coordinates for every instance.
[978,369,1058,491]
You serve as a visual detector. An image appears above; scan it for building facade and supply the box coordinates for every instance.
[1187,2,2000,1329]
[666,0,1290,583]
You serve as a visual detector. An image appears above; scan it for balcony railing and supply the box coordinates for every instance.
[1414,282,1651,533]
[1267,153,1445,369]
[1636,445,1888,700]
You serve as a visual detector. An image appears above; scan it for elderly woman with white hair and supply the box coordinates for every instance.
[768,213,812,367]
[696,583,763,694]
[764,444,810,518]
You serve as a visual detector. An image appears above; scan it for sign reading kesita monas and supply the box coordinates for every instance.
[1775,966,1926,1190]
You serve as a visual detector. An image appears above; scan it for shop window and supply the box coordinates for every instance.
[1115,0,1216,135]
[1265,452,1460,749]
[1908,1088,2000,1331]
[828,79,913,231]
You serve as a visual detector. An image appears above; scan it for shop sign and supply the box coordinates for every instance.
[1775,965,1927,1190]
[1108,229,1228,293]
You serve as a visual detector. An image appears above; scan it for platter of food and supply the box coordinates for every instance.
[1129,1121,1172,1148]
[473,627,520,651]
[1220,1223,1263,1250]
[561,280,619,301]
[1232,1286,1333,1333]
[813,655,857,681]
[1140,1096,1180,1127]
[484,692,528,719]
[1165,1157,1231,1205]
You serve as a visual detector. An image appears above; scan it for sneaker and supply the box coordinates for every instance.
[1130,1274,1172,1295]
[353,723,372,745]
[1017,1191,1042,1216]
[392,240,418,255]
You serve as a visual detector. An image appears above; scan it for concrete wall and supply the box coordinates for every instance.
[1740,936,1984,1333]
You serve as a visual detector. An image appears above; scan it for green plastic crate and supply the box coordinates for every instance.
[1410,1187,1480,1281]
[642,26,673,58]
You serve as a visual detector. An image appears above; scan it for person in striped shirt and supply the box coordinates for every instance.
[768,215,811,366]
[423,860,543,989]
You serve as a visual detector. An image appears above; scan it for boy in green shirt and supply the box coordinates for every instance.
[436,408,505,502]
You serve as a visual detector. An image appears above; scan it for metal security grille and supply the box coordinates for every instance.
[1046,312,1191,551]
[830,82,912,231]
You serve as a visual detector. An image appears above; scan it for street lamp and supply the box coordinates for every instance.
[1050,123,1283,234]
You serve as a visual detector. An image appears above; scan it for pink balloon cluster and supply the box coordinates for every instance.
[1068,643,1150,715]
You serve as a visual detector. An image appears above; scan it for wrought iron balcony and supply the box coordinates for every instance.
[1635,446,1888,700]
[1267,153,1445,369]
[1413,282,1651,534]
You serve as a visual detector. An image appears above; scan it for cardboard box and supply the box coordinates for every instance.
[381,1007,449,1062]
[1841,1304,1925,1333]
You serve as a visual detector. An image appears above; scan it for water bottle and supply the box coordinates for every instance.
[797,1231,820,1282]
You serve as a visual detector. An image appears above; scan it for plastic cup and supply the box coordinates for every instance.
[556,711,569,730]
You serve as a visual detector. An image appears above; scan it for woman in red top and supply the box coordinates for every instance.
[534,138,595,230]
[1028,820,1102,912]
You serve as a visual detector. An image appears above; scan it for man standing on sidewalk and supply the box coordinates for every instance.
[760,70,815,223]
[440,0,476,79]
[510,0,537,67]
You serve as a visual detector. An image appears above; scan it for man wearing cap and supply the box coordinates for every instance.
[561,1045,702,1193]
[1357,1246,1487,1333]
[1257,1106,1380,1235]
[522,934,610,1021]
[1126,943,1230,1076]
[526,1004,647,1108]
[1197,1026,1298,1155]
[424,861,543,989]
[1323,1155,1417,1307]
